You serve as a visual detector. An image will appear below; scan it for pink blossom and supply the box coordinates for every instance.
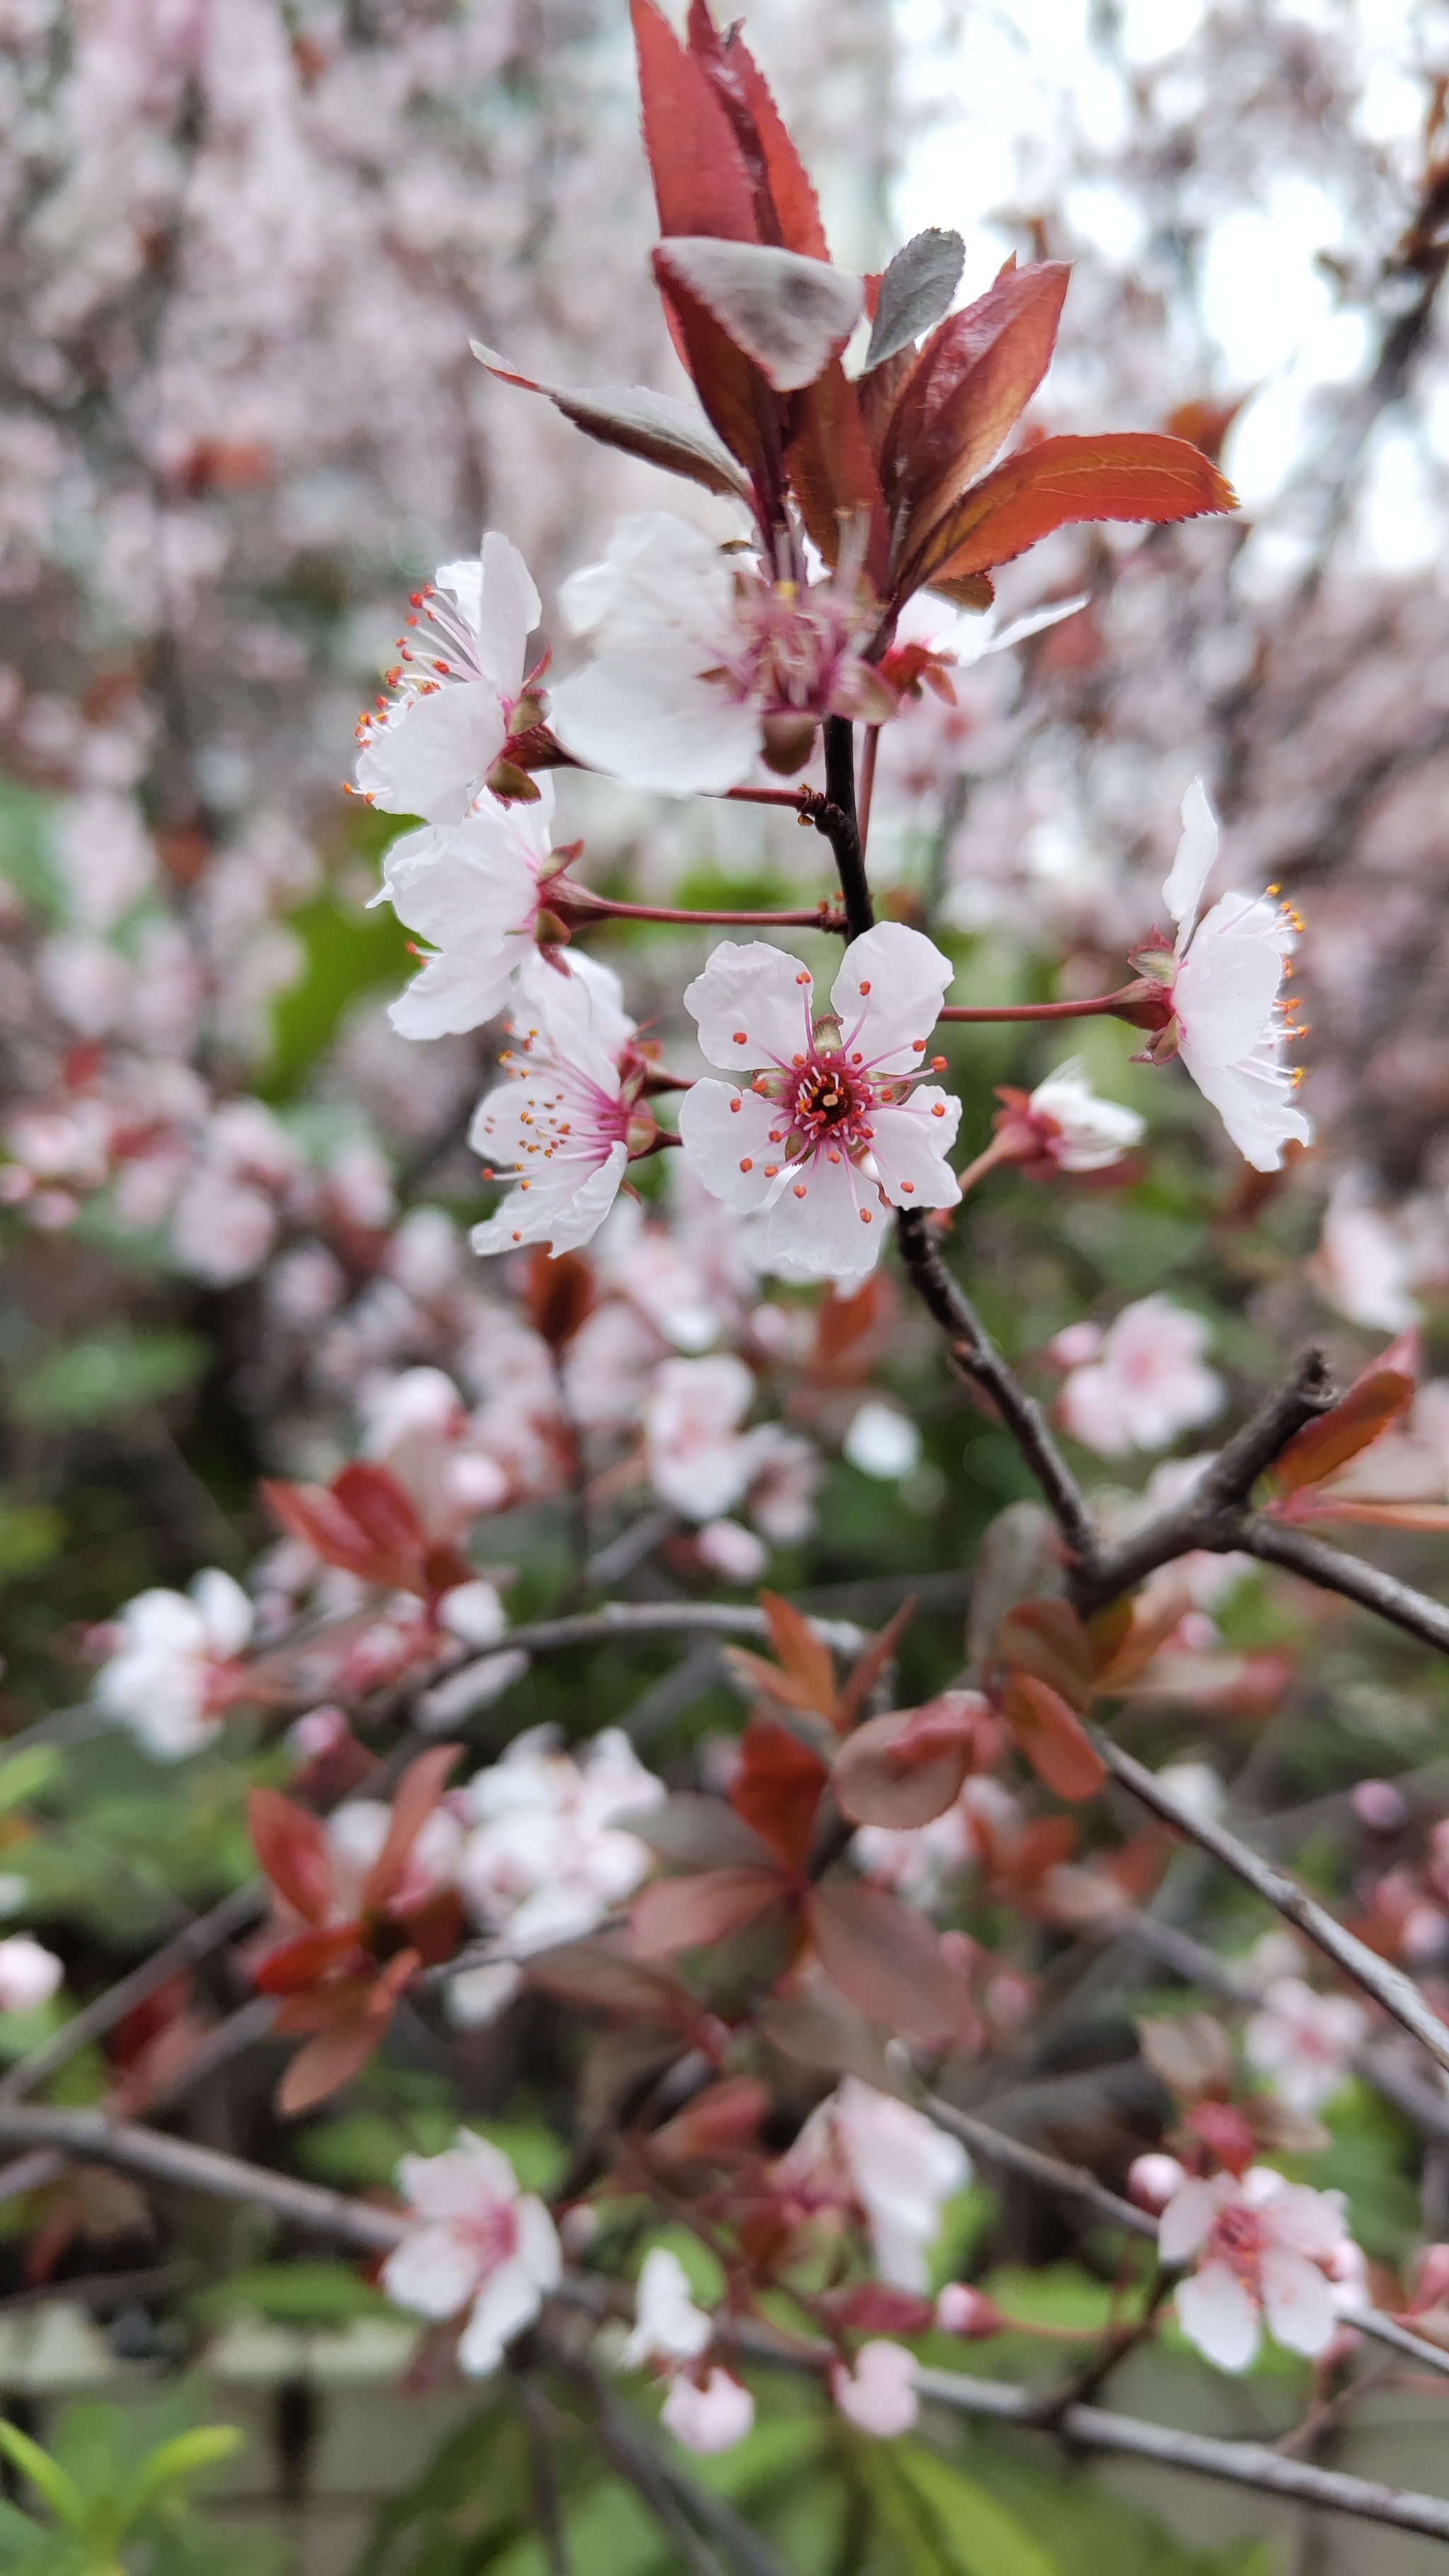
[622,2248,712,2370]
[95,1569,253,1760]
[679,923,961,1282]
[1244,1977,1367,2115]
[355,536,541,824]
[550,511,894,798]
[458,1726,664,1953]
[842,1400,920,1480]
[0,1934,63,2015]
[469,952,640,1259]
[934,2283,1001,2338]
[694,1519,768,1583]
[1312,1172,1421,1332]
[643,1353,760,1521]
[374,780,558,1040]
[742,1423,821,1544]
[831,2340,918,2437]
[1056,1295,1224,1456]
[1160,2166,1355,2372]
[1128,2152,1187,2215]
[661,2369,756,2454]
[381,2130,560,2377]
[1134,781,1311,1173]
[997,1058,1145,1174]
[780,2077,969,2292]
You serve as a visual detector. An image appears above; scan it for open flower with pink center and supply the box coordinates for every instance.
[678,924,960,1282]
[550,512,896,797]
[381,2129,561,2376]
[1133,781,1311,1173]
[1244,1977,1367,2115]
[778,2077,969,2292]
[469,952,643,1259]
[1053,1295,1224,1457]
[355,534,541,824]
[1160,2166,1354,2372]
[373,778,558,1039]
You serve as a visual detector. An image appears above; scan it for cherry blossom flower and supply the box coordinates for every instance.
[1132,781,1311,1172]
[694,1519,768,1583]
[934,2283,1003,2338]
[1311,1172,1422,1332]
[1128,2152,1187,2216]
[679,923,961,1281]
[1159,2166,1356,2372]
[622,2248,712,2370]
[780,2077,969,2292]
[643,1353,762,1521]
[831,2340,918,2437]
[1244,1977,1367,2115]
[469,952,642,1259]
[458,1726,664,1953]
[95,1569,254,1760]
[550,512,895,798]
[381,2130,561,2376]
[1055,1295,1225,1456]
[990,1058,1145,1176]
[843,1400,920,1480]
[374,780,558,1040]
[662,2369,756,2454]
[355,536,541,824]
[0,1934,63,2015]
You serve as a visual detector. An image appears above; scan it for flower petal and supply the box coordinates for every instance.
[1175,2261,1260,2372]
[1163,778,1219,942]
[867,1095,962,1208]
[678,1082,792,1211]
[764,1149,882,1281]
[356,681,507,824]
[830,923,954,1073]
[683,941,815,1073]
[456,2255,546,2376]
[551,649,760,797]
[1259,2246,1337,2357]
[381,2219,480,2320]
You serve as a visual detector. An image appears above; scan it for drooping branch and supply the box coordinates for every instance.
[1096,1735,1449,2076]
[918,2090,1155,2240]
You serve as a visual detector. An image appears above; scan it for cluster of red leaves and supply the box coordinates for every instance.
[1262,1334,1444,1530]
[260,1460,473,1607]
[248,1746,463,2115]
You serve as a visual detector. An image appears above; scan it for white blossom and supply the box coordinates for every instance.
[1245,1977,1368,2115]
[0,1934,63,2015]
[374,780,558,1040]
[458,1726,664,1953]
[356,535,540,824]
[1160,2166,1354,2372]
[469,951,639,1259]
[1055,1295,1225,1457]
[382,2130,560,2377]
[96,1569,253,1760]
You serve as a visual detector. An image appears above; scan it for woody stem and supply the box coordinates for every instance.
[856,723,881,853]
[938,988,1145,1023]
[817,717,873,941]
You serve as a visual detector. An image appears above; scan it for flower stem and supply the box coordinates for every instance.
[553,882,844,930]
[938,988,1141,1023]
[952,1131,1021,1198]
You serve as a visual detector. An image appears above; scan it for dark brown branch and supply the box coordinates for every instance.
[1240,1518,1449,1658]
[1096,1735,1449,2075]
[0,2102,404,2251]
[918,2091,1155,2239]
[815,716,872,940]
[1078,1348,1334,1610]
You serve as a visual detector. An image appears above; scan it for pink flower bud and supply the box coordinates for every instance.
[1128,2152,1187,2214]
[662,2368,755,2454]
[831,2340,919,2438]
[933,2283,1001,2339]
[1353,1779,1407,1833]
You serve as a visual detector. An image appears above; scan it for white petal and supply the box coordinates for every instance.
[381,2221,480,2320]
[559,512,737,647]
[472,533,541,698]
[389,941,529,1039]
[551,651,760,797]
[516,2193,562,2290]
[471,1141,628,1257]
[456,2256,545,2376]
[662,2369,755,2454]
[867,1095,962,1208]
[191,1568,252,1657]
[1176,1041,1312,1174]
[1158,2177,1223,2267]
[683,942,814,1073]
[400,2133,520,2218]
[1174,895,1292,1067]
[514,945,635,1079]
[1163,778,1219,942]
[1176,2262,1260,2372]
[764,1150,882,1281]
[1260,2247,1337,2357]
[356,682,507,824]
[379,815,539,949]
[677,1082,789,1210]
[830,923,954,1073]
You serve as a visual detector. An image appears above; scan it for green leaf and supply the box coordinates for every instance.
[262,894,410,1099]
[119,2425,243,2525]
[0,1504,64,1585]
[0,1747,62,1813]
[0,2420,86,2530]
[10,1330,209,1427]
[193,2261,389,2330]
[895,2444,1058,2576]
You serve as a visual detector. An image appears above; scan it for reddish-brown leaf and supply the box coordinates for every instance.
[277,2009,388,2117]
[472,345,751,502]
[785,361,891,584]
[332,1461,427,1566]
[524,1934,703,2027]
[1271,1345,1416,1497]
[402,1885,465,1970]
[700,18,829,258]
[630,1865,787,1958]
[248,1786,335,1925]
[806,1881,966,2043]
[630,0,759,243]
[760,1591,838,1714]
[259,1478,381,1583]
[729,1711,831,1869]
[833,1690,988,1829]
[998,1670,1107,1802]
[835,1594,918,1734]
[652,259,787,514]
[655,239,861,395]
[632,1794,779,1872]
[524,1249,596,1351]
[900,432,1237,596]
[995,1596,1097,1709]
[254,1922,362,1996]
[650,2072,770,2164]
[825,2282,937,2337]
[883,262,1070,533]
[363,1744,461,1914]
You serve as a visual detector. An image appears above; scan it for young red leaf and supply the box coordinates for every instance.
[277,2008,389,2117]
[524,1934,705,2029]
[806,1881,967,2043]
[998,1670,1107,1802]
[1270,1354,1416,1498]
[729,1711,831,1869]
[630,0,759,243]
[363,1743,461,1914]
[900,432,1237,597]
[994,1596,1097,1709]
[785,359,891,585]
[759,1590,838,1714]
[832,1690,988,1829]
[472,345,750,500]
[331,1461,427,1566]
[865,229,966,372]
[255,1922,362,1996]
[630,1865,787,1958]
[259,1478,380,1582]
[248,1786,335,1926]
[691,13,829,260]
[649,2072,770,2164]
[654,238,862,393]
[883,262,1070,535]
[835,1593,918,1734]
[824,2282,937,2337]
[631,1794,780,1872]
[652,259,787,512]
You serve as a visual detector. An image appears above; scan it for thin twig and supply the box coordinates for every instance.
[518,2374,575,2576]
[0,2102,405,2251]
[1240,1518,1449,1659]
[1097,1734,1449,2076]
[0,1881,265,2105]
[918,2091,1155,2239]
[584,2371,729,2576]
[1341,2305,1449,2379]
[441,1598,866,1692]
